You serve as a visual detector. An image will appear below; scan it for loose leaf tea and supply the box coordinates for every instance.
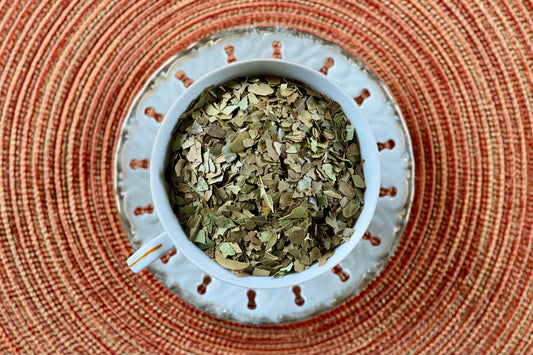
[167,76,365,277]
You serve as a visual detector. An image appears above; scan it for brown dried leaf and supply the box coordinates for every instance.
[206,124,227,138]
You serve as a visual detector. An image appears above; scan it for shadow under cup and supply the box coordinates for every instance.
[144,59,380,289]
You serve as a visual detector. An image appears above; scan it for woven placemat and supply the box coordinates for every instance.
[1,1,532,353]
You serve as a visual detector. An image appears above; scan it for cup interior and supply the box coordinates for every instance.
[150,58,380,289]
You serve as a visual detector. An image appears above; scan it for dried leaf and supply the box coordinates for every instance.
[279,192,294,207]
[294,260,305,272]
[221,144,237,162]
[297,175,312,192]
[229,131,250,153]
[298,111,314,127]
[259,176,275,213]
[215,251,249,270]
[259,231,273,243]
[222,105,238,115]
[253,268,271,276]
[205,103,219,116]
[352,174,365,188]
[219,242,236,257]
[338,180,355,198]
[248,82,274,96]
[196,176,209,192]
[193,229,206,243]
[242,138,255,148]
[287,227,306,244]
[294,97,306,114]
[322,164,336,181]
[280,206,308,219]
[191,121,204,134]
[265,232,278,251]
[278,181,290,191]
[324,190,343,199]
[342,199,361,218]
[238,96,248,110]
[286,145,298,154]
[280,262,293,272]
[309,247,321,261]
[206,124,226,138]
[318,250,334,266]
[248,92,259,104]
[317,195,328,207]
[345,125,355,141]
[343,228,354,237]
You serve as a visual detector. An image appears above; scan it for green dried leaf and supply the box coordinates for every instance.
[261,187,274,213]
[265,232,278,251]
[297,175,312,192]
[238,96,248,110]
[310,139,318,153]
[248,82,274,96]
[196,177,209,192]
[204,103,219,116]
[198,237,215,250]
[222,105,238,115]
[352,174,365,188]
[229,131,250,153]
[171,134,187,151]
[259,231,273,243]
[280,206,308,219]
[345,125,355,141]
[215,251,249,270]
[219,242,236,257]
[342,199,361,218]
[343,228,354,237]
[324,190,343,199]
[193,229,206,243]
[286,145,298,154]
[322,164,336,181]
[242,138,255,148]
[279,262,293,272]
[222,144,237,162]
[248,92,259,104]
[253,268,271,276]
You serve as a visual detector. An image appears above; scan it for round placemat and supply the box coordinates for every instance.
[1,1,532,354]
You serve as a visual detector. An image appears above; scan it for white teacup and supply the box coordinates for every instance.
[127,58,380,289]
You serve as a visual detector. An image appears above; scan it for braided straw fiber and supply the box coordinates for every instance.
[1,0,532,353]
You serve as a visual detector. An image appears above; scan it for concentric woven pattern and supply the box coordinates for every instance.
[1,0,532,353]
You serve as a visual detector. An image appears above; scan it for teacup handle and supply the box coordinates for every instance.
[127,232,174,273]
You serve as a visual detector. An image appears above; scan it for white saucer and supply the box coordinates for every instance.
[115,27,414,324]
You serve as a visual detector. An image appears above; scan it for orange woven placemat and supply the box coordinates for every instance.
[1,0,532,353]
